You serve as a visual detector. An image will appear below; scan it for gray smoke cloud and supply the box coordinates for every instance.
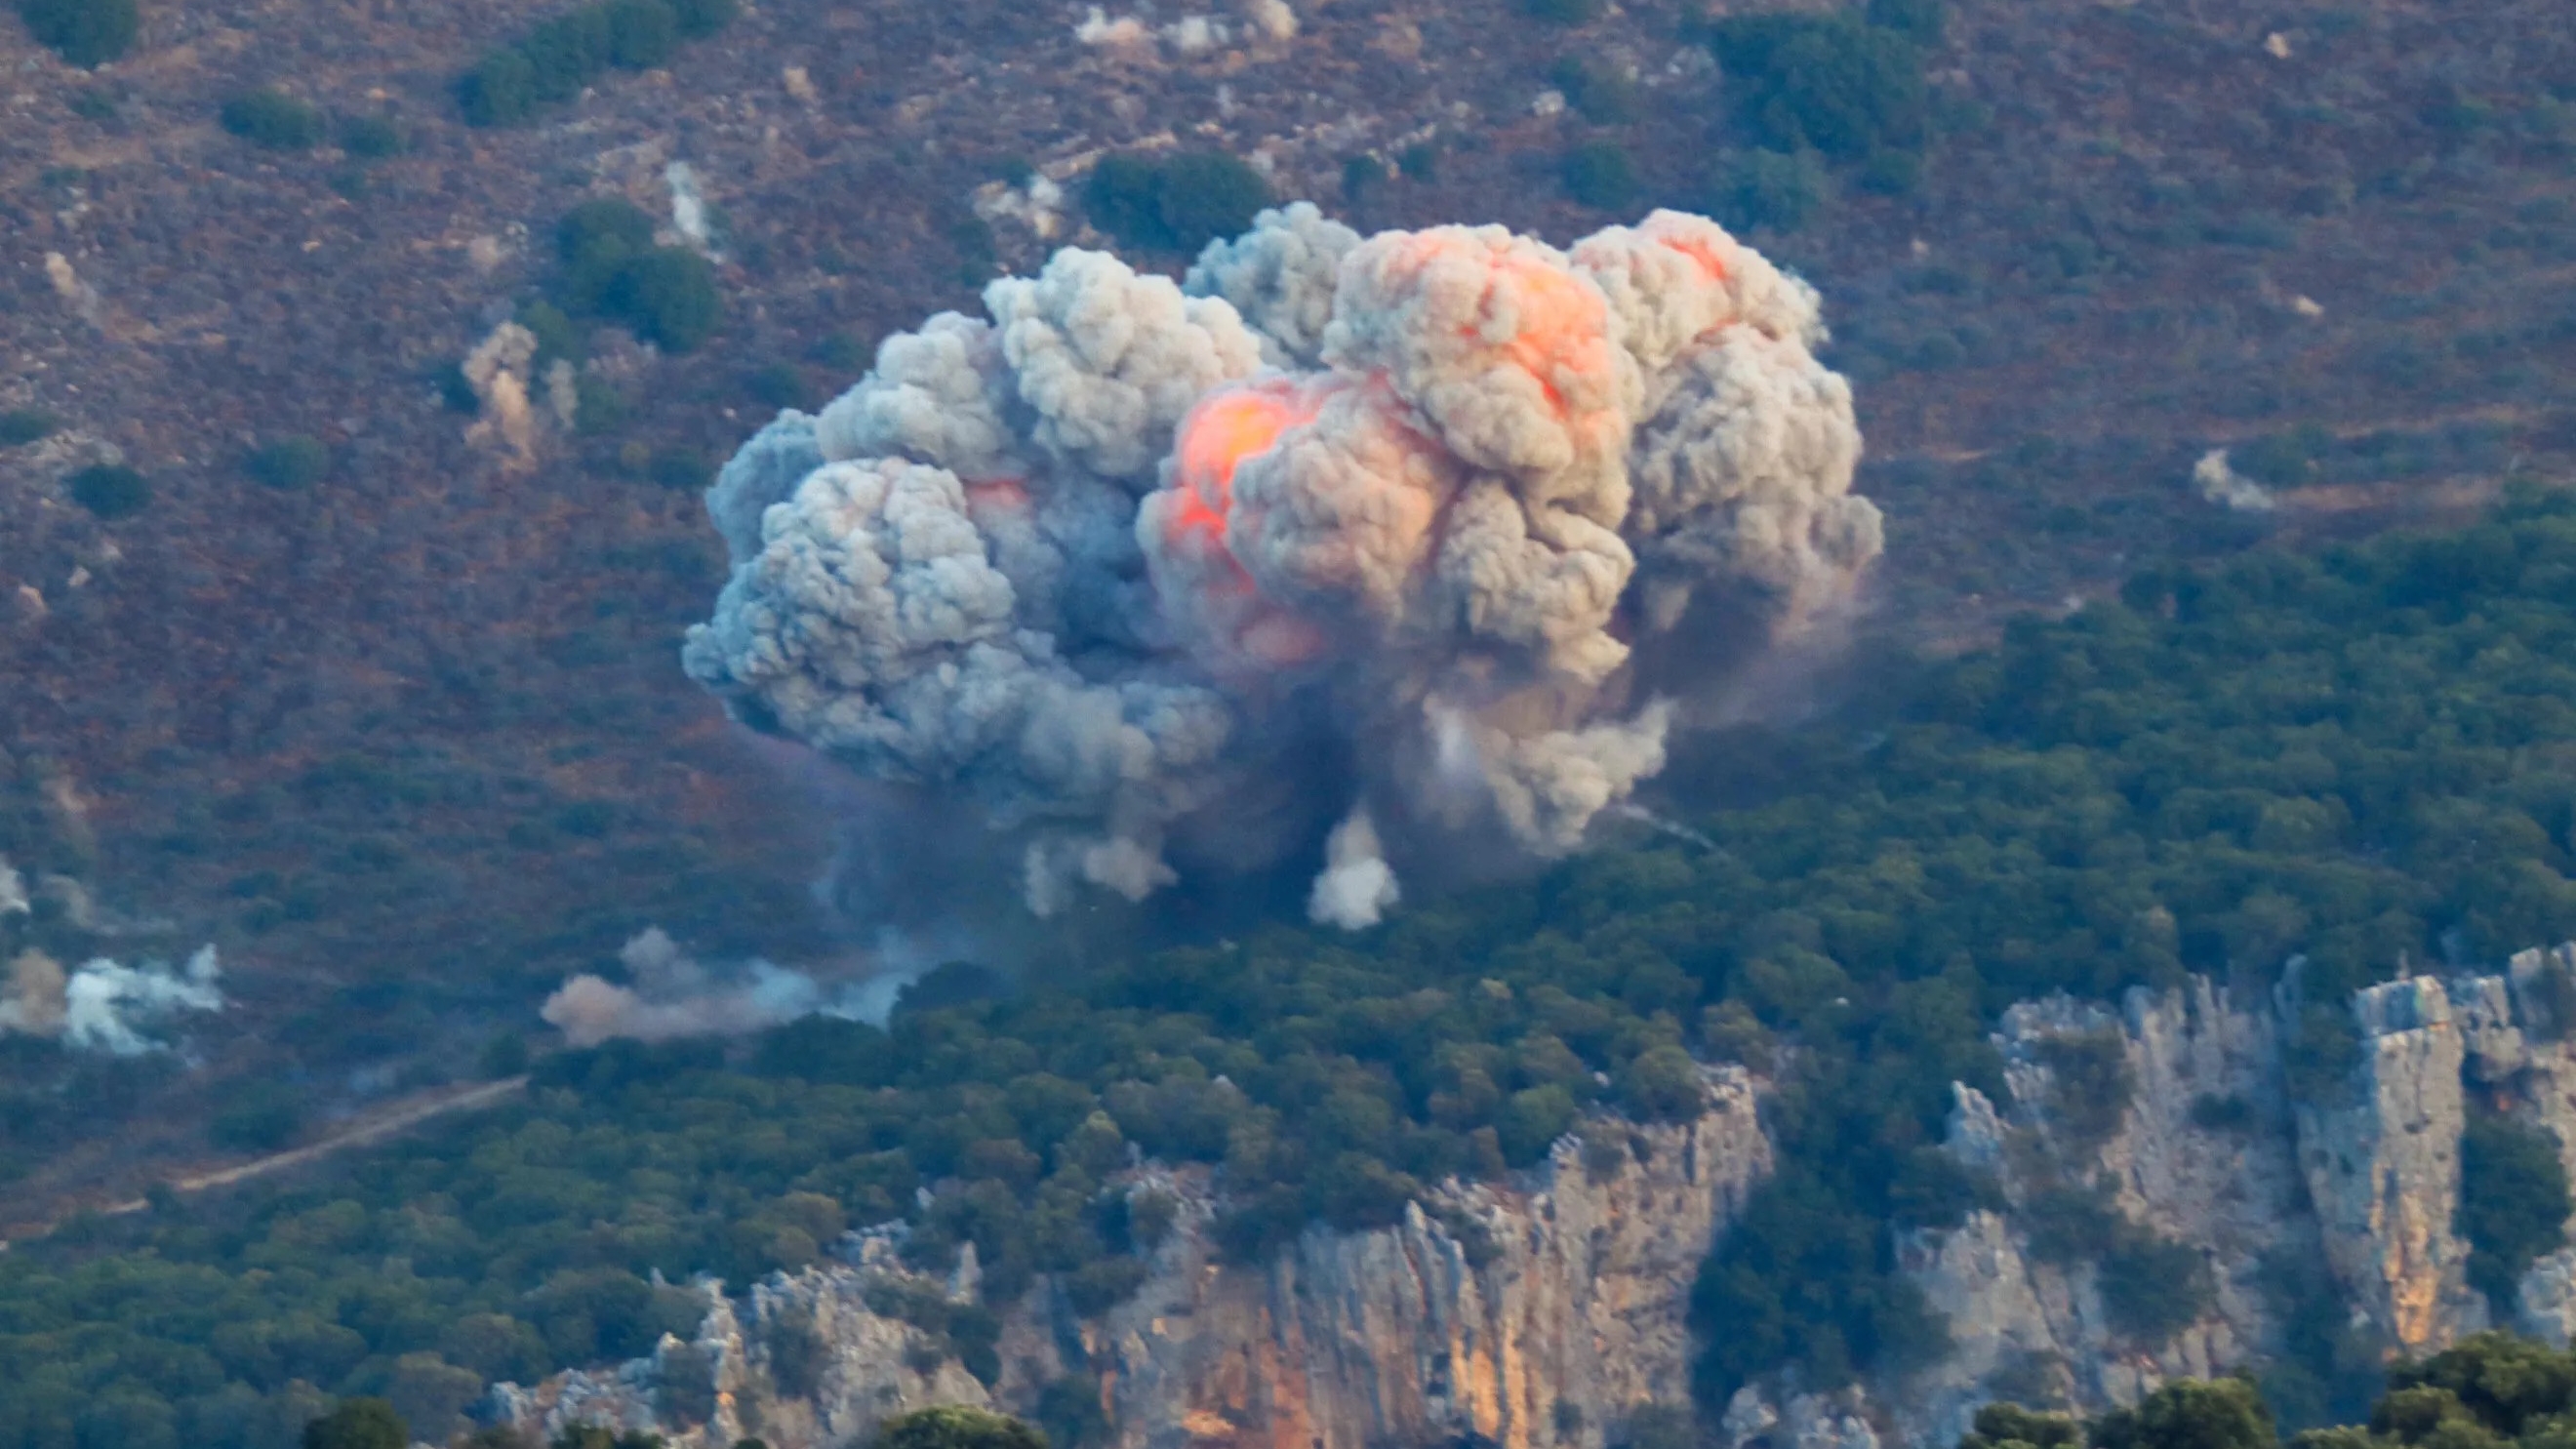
[542,927,913,1047]
[687,208,1877,926]
[0,945,226,1055]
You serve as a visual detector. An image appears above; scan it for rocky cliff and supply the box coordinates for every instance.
[496,1068,1772,1449]
[497,946,2576,1449]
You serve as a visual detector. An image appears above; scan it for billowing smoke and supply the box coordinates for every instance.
[686,205,1877,926]
[0,945,225,1055]
[542,928,910,1047]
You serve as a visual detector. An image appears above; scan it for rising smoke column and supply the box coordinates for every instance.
[686,206,1878,926]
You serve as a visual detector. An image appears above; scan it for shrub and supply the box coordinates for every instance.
[1081,150,1269,253]
[1551,58,1641,123]
[518,301,585,369]
[1560,141,1639,210]
[559,198,658,281]
[302,1397,406,1449]
[601,0,677,68]
[1709,13,1930,161]
[2089,1377,2274,1449]
[0,408,59,446]
[246,435,329,490]
[2033,1028,2134,1155]
[1957,1404,2079,1449]
[18,0,137,66]
[604,248,719,351]
[869,1407,1047,1449]
[340,113,403,158]
[457,0,732,125]
[2459,1112,2570,1306]
[221,88,325,149]
[2099,1234,2213,1342]
[67,463,149,518]
[459,49,538,126]
[1711,147,1830,231]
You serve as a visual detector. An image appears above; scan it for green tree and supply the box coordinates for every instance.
[18,0,137,66]
[1081,151,1268,253]
[870,1406,1048,1449]
[2090,1378,2274,1449]
[1561,141,1639,211]
[0,408,60,446]
[303,1397,408,1449]
[221,88,325,149]
[68,463,149,518]
[246,435,330,490]
[1956,1403,2079,1449]
[2458,1114,2571,1306]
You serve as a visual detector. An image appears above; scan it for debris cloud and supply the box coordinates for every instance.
[687,207,1876,926]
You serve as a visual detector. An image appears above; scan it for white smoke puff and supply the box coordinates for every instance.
[543,359,581,430]
[463,321,543,469]
[1026,834,1180,908]
[816,313,1024,484]
[1308,810,1398,929]
[1469,702,1673,855]
[45,946,225,1056]
[1075,6,1153,48]
[1161,16,1225,53]
[1185,202,1359,368]
[1240,0,1297,40]
[986,249,1265,486]
[2194,448,2275,511]
[543,928,827,1047]
[1570,211,1825,384]
[706,410,824,566]
[1628,330,1876,631]
[0,949,66,1035]
[665,161,712,251]
[0,859,27,917]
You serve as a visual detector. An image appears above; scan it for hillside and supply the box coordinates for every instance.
[0,0,2574,1421]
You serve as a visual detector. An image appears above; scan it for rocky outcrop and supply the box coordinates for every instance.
[496,1068,1772,1449]
[1865,979,2314,1449]
[2293,976,2484,1354]
[500,949,2576,1449]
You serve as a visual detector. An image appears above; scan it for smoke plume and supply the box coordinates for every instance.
[542,928,907,1047]
[686,207,1877,926]
[0,945,226,1055]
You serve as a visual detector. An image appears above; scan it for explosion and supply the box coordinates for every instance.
[684,204,1878,927]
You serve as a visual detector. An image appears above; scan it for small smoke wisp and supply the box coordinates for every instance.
[542,928,914,1047]
[2194,448,2276,511]
[686,204,1878,929]
[1,946,226,1056]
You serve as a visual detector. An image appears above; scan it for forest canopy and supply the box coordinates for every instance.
[8,492,2576,1449]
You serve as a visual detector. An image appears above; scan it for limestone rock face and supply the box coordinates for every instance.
[1872,980,2313,1449]
[496,1068,1771,1449]
[2293,977,2484,1354]
[498,950,2576,1449]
